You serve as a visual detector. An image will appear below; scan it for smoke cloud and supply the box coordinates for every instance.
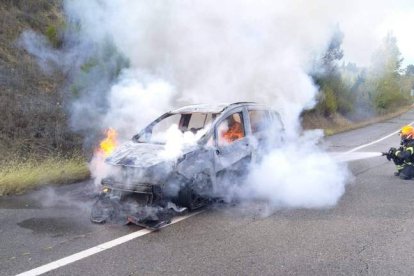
[63,0,337,136]
[102,70,176,138]
[242,131,350,208]
[20,0,411,211]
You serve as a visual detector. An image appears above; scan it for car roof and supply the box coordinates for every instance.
[171,102,266,114]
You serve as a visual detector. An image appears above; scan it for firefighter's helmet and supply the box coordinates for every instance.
[400,125,414,139]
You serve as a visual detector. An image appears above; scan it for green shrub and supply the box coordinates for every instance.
[323,85,338,116]
[372,74,408,112]
[45,24,62,48]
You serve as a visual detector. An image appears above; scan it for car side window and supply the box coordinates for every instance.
[248,110,268,136]
[217,112,245,146]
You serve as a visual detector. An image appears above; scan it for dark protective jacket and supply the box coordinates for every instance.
[395,140,414,164]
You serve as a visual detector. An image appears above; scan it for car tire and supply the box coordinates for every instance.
[177,174,211,211]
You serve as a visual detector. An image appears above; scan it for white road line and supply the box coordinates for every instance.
[345,121,414,153]
[16,211,202,276]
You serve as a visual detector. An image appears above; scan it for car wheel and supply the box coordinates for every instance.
[177,174,211,211]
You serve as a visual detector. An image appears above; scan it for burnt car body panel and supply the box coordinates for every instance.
[91,102,284,227]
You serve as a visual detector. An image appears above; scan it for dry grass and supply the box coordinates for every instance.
[0,156,89,196]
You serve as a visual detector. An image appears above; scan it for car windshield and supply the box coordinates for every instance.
[135,112,217,144]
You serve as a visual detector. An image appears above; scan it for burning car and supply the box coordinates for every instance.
[91,102,284,229]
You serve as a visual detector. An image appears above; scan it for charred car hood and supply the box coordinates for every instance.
[105,141,192,168]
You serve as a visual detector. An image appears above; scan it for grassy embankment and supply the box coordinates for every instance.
[0,156,89,196]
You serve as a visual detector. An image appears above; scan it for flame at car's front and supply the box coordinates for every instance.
[89,128,119,187]
[98,128,118,157]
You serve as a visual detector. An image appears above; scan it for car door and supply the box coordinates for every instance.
[214,109,252,174]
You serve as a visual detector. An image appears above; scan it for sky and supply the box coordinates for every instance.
[335,0,414,67]
[380,9,414,66]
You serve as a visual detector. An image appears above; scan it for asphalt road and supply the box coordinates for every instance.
[2,109,414,275]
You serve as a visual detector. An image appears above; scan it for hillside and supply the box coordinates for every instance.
[0,0,81,162]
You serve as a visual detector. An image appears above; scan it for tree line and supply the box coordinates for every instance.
[308,30,414,122]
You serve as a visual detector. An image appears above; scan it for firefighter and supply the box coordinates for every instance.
[387,125,414,179]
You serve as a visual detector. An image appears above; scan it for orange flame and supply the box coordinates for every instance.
[222,123,243,142]
[99,128,118,156]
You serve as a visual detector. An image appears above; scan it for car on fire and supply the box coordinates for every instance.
[91,102,284,228]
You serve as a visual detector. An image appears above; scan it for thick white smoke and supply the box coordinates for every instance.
[62,0,366,208]
[65,0,335,135]
[63,0,414,134]
[102,70,176,139]
[242,131,350,208]
[21,0,413,209]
